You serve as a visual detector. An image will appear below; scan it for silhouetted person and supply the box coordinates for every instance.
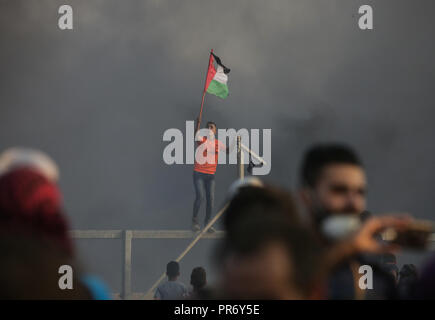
[215,185,325,299]
[0,149,112,299]
[154,261,188,300]
[382,253,399,284]
[187,267,209,299]
[397,264,418,299]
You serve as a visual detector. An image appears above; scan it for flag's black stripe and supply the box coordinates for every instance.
[211,52,230,74]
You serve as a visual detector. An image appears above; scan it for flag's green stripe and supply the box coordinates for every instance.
[206,79,228,99]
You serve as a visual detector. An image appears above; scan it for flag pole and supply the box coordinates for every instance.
[196,49,213,133]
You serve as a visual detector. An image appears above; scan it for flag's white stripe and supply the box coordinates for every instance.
[212,66,228,85]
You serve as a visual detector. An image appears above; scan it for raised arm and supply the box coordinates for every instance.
[195,117,207,146]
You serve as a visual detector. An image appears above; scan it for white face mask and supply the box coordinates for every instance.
[321,214,362,241]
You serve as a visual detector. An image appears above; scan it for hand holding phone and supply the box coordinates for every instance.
[382,220,433,249]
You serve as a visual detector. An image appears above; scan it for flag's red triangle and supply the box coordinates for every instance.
[204,51,216,92]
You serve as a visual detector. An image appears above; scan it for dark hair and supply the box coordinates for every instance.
[300,143,362,188]
[222,221,323,297]
[223,185,300,235]
[190,267,206,290]
[206,121,216,128]
[166,261,180,278]
[217,185,322,297]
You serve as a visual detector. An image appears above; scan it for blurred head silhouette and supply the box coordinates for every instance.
[0,149,73,256]
[217,185,325,299]
[190,267,207,292]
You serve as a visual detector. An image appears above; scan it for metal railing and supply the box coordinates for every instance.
[71,229,225,299]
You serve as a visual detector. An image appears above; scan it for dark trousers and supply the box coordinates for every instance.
[192,171,215,225]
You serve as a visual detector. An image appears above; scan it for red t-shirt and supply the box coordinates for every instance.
[194,137,226,175]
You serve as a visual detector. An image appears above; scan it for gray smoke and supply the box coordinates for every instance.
[1,0,434,294]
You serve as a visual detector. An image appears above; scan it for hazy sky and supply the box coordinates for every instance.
[1,0,434,293]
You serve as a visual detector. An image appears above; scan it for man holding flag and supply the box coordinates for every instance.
[191,50,231,232]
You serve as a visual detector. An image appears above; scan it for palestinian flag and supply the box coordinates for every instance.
[204,51,230,99]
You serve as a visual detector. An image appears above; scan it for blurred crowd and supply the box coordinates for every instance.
[1,145,435,299]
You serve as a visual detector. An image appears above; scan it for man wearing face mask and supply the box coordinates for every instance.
[191,119,230,233]
[299,144,367,227]
[298,144,400,299]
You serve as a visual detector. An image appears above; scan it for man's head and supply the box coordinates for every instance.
[190,267,207,291]
[206,121,217,138]
[217,185,324,299]
[166,261,180,280]
[223,185,300,235]
[299,144,366,224]
[219,223,324,299]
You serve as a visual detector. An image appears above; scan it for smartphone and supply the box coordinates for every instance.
[382,220,433,249]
